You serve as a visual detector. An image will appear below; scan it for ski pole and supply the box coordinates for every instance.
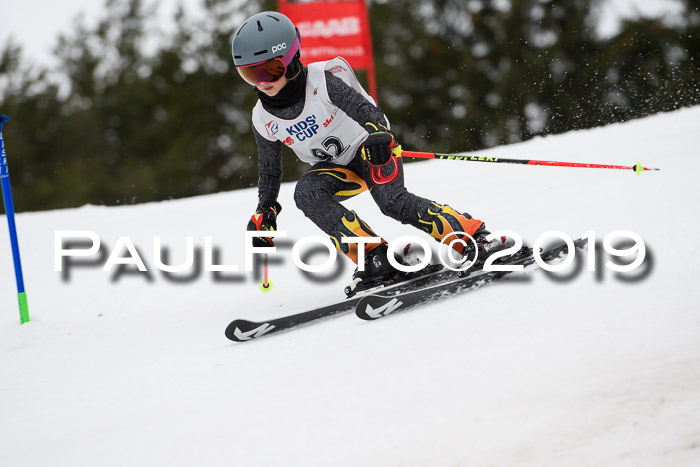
[396,148,660,175]
[0,115,30,323]
[259,253,273,292]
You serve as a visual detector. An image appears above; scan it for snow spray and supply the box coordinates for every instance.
[0,115,30,323]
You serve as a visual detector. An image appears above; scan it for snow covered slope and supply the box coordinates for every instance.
[1,107,699,466]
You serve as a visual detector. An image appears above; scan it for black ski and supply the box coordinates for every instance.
[225,297,358,342]
[225,264,459,342]
[355,237,588,320]
[224,238,582,342]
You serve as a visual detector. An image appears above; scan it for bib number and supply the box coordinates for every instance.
[312,136,347,162]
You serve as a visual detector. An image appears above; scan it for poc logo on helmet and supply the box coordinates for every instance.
[271,43,287,53]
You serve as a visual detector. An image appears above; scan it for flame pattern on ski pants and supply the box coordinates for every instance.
[294,152,483,263]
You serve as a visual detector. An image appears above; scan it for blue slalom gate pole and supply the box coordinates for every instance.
[0,115,30,323]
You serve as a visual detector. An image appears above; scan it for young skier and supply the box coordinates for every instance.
[233,11,508,294]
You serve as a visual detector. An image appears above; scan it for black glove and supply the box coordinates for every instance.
[362,122,397,166]
[247,200,281,247]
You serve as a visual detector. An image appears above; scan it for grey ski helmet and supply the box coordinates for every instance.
[232,12,299,67]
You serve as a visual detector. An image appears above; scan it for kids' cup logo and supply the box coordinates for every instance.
[285,116,320,141]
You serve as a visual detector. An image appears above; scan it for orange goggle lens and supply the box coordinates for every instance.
[237,59,286,86]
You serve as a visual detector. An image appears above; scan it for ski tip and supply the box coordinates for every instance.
[225,320,277,342]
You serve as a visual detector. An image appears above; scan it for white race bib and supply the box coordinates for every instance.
[252,57,378,167]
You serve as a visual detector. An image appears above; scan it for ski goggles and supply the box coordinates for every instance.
[236,35,301,86]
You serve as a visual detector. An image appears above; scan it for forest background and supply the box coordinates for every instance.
[1,0,698,211]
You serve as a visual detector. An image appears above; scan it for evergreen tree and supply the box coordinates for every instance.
[1,0,698,211]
